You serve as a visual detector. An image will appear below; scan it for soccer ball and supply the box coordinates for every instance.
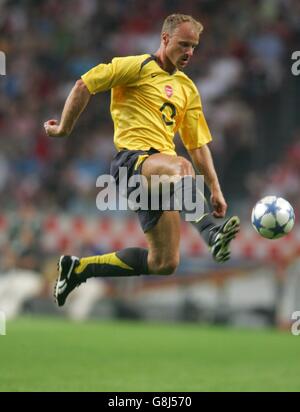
[251,196,295,239]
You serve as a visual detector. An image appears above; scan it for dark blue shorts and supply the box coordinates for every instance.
[110,148,164,233]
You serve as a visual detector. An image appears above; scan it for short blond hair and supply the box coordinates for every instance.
[162,14,203,36]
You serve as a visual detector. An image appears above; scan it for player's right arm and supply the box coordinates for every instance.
[44,55,144,137]
[44,79,91,138]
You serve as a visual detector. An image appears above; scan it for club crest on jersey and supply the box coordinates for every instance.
[165,85,173,98]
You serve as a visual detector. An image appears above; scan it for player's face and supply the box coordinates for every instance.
[164,22,199,70]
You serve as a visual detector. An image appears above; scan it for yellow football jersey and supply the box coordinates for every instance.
[81,54,212,155]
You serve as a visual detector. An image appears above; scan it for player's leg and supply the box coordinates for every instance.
[54,211,180,306]
[145,210,181,275]
[54,247,149,307]
[141,152,216,239]
[141,153,240,262]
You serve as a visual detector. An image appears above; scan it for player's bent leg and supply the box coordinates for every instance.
[142,153,240,264]
[54,210,180,306]
[145,211,181,275]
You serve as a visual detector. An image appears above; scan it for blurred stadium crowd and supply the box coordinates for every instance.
[0,0,300,319]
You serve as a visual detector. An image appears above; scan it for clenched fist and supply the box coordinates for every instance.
[44,119,68,137]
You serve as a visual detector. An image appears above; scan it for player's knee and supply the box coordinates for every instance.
[175,157,194,178]
[150,257,179,275]
[159,261,178,275]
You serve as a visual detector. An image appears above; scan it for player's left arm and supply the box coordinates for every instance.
[179,86,227,218]
[188,145,227,218]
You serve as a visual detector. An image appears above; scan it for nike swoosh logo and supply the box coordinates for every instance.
[58,280,67,293]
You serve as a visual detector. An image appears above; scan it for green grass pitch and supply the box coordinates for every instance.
[0,316,300,392]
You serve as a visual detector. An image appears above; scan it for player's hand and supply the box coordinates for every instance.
[44,119,67,138]
[210,189,227,218]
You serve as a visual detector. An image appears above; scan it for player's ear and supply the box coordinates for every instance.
[162,31,170,46]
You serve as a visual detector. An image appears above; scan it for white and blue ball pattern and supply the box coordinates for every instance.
[251,196,295,239]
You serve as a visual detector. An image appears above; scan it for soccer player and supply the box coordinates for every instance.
[44,14,240,307]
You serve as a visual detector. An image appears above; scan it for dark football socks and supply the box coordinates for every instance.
[173,175,216,246]
[74,247,149,280]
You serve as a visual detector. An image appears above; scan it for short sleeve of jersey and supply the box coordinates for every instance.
[179,87,212,150]
[81,55,146,95]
